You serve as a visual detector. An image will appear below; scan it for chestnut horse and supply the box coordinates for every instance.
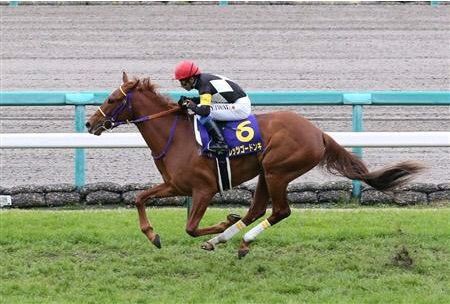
[86,72,423,258]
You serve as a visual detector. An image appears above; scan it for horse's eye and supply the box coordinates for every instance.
[107,98,114,104]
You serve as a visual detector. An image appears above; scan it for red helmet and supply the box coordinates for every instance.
[174,60,201,80]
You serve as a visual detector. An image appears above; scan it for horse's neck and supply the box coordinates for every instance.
[134,95,195,150]
[134,106,174,153]
[136,114,196,183]
[132,91,198,177]
[132,92,174,150]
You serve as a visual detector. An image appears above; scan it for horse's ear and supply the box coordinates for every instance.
[131,79,140,90]
[122,71,129,83]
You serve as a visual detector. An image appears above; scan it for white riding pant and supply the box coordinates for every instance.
[209,96,252,121]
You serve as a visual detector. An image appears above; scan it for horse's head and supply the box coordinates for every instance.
[86,72,140,135]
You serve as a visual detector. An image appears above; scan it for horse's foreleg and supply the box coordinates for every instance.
[238,174,290,258]
[202,173,270,251]
[135,183,177,248]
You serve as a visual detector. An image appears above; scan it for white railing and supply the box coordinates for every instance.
[1,132,449,148]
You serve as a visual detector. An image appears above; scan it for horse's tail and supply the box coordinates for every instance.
[319,133,424,191]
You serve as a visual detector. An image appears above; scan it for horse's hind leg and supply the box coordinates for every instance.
[238,173,291,258]
[202,173,270,251]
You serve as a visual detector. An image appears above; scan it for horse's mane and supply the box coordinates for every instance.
[136,77,158,93]
[134,77,178,109]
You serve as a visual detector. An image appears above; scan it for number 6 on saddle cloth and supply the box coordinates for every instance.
[194,115,264,194]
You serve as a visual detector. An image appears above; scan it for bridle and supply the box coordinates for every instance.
[95,85,180,131]
[95,85,181,160]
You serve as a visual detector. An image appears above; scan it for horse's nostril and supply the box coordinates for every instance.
[85,122,91,128]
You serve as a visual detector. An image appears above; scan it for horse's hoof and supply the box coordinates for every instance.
[201,241,215,251]
[151,234,161,249]
[238,249,249,259]
[227,213,242,223]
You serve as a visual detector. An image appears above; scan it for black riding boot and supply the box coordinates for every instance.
[204,120,229,155]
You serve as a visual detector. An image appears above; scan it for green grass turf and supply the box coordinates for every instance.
[1,208,449,304]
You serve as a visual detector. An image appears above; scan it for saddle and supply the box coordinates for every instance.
[194,115,264,193]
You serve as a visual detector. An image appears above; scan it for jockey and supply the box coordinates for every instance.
[174,60,252,155]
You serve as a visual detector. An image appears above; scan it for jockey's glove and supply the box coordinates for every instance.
[185,100,197,111]
[178,96,209,116]
[178,96,197,112]
[178,96,189,107]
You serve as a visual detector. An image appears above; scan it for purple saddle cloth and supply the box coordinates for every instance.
[196,115,264,158]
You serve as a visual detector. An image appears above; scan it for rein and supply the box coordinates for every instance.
[131,106,181,123]
[97,85,181,160]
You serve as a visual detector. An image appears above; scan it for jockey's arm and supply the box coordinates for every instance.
[187,93,211,116]
[189,97,200,104]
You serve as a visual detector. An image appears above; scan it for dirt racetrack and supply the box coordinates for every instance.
[1,2,449,187]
